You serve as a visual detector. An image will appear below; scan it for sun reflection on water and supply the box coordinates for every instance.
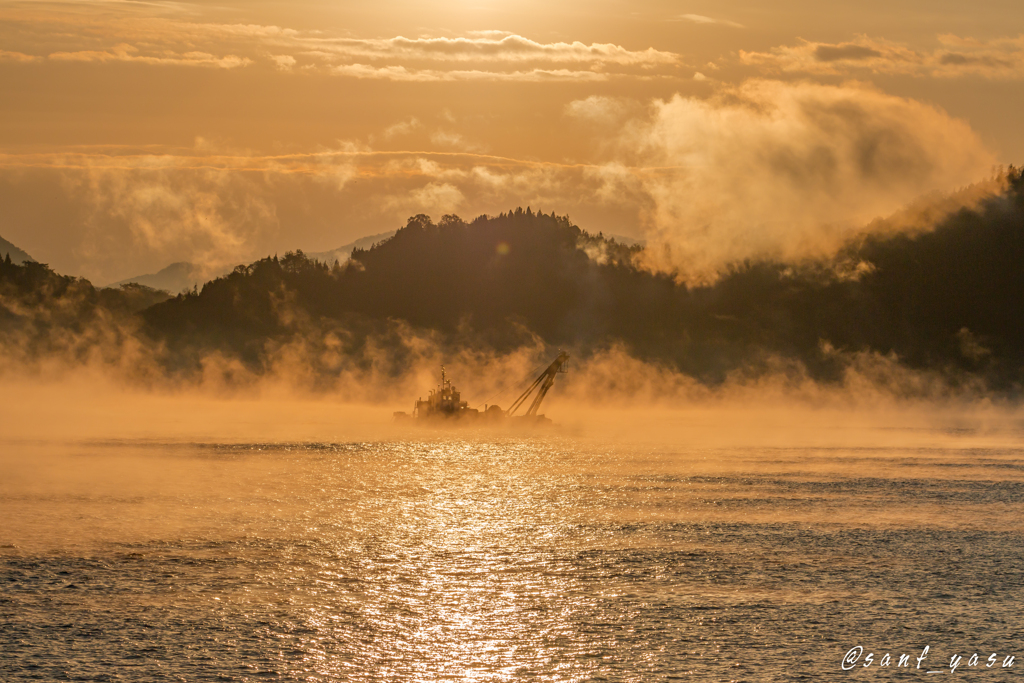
[315,439,600,681]
[4,429,1024,680]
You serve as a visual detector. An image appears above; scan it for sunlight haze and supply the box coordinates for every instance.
[1,0,1021,283]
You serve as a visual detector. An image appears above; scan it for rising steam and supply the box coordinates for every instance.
[576,80,997,283]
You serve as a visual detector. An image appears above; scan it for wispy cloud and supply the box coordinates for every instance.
[0,147,598,176]
[0,142,607,282]
[0,49,39,62]
[0,6,682,79]
[308,34,679,67]
[269,54,296,71]
[741,34,1024,79]
[677,14,744,29]
[383,118,422,140]
[48,43,251,68]
[330,63,611,82]
[429,130,479,151]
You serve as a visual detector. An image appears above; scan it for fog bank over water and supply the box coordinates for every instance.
[3,361,1022,449]
[5,378,1024,557]
[5,379,1024,680]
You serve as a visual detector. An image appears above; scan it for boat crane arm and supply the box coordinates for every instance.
[505,352,569,417]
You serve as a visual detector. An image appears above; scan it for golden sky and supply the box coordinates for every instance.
[1,0,1022,284]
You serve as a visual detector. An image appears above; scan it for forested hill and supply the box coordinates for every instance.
[3,170,1023,388]
[0,257,170,361]
[142,210,644,368]
[140,170,1024,388]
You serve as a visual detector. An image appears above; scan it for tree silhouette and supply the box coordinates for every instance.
[5,171,1024,391]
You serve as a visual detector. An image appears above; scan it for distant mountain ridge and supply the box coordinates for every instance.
[0,235,34,265]
[108,261,224,294]
[304,231,397,265]
[107,230,402,293]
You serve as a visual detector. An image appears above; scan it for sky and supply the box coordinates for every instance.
[0,0,1022,285]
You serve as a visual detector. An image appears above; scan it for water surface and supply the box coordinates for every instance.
[3,420,1023,680]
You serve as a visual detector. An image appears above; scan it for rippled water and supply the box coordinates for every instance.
[3,423,1024,681]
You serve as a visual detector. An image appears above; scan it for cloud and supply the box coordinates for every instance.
[741,34,1024,79]
[429,130,478,151]
[592,80,997,282]
[330,63,610,82]
[269,54,296,70]
[48,43,251,68]
[304,34,681,81]
[0,143,355,281]
[0,142,601,282]
[0,143,364,189]
[0,49,39,62]
[385,181,466,218]
[463,30,515,39]
[300,34,679,70]
[0,6,680,80]
[582,162,649,206]
[678,14,744,29]
[64,162,277,274]
[814,44,882,62]
[308,147,360,191]
[383,118,422,139]
[564,95,635,124]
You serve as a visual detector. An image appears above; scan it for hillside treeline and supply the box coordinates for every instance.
[142,169,1024,389]
[3,168,1024,391]
[0,256,169,363]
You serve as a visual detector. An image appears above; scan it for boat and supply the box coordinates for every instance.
[393,352,569,425]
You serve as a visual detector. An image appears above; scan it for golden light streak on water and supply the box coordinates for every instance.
[3,402,1024,680]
